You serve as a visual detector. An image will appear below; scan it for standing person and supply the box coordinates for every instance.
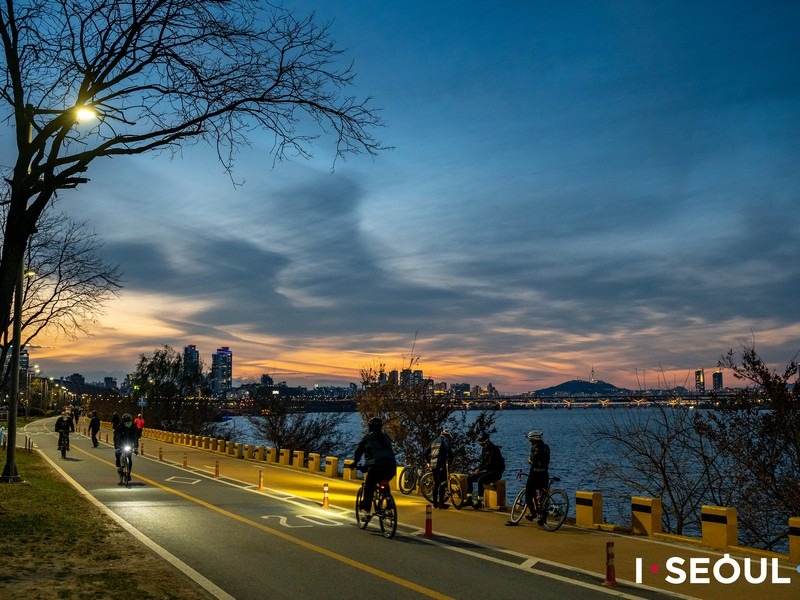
[111,411,120,431]
[524,430,550,524]
[424,429,453,509]
[352,417,397,518]
[88,411,101,447]
[134,413,145,440]
[72,407,80,427]
[464,432,505,509]
[113,413,139,478]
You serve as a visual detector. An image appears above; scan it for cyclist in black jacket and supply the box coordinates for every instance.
[113,413,139,475]
[525,430,550,524]
[353,417,397,516]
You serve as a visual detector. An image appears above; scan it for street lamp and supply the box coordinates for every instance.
[1,103,96,483]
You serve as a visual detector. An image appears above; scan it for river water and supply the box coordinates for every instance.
[217,406,649,524]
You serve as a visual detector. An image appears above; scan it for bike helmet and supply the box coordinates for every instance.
[527,430,543,441]
[441,429,452,438]
[476,433,490,444]
[367,417,382,432]
[121,413,133,424]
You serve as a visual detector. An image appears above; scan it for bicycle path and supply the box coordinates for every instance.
[41,421,800,599]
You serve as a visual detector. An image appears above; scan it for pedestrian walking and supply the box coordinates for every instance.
[88,411,101,447]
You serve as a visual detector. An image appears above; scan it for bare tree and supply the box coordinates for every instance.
[0,203,121,391]
[247,393,350,460]
[0,0,384,478]
[587,404,726,534]
[130,345,217,434]
[0,0,384,372]
[693,340,800,550]
[355,361,496,471]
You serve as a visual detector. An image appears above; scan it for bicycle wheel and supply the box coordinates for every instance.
[378,495,397,539]
[509,488,528,523]
[419,472,435,503]
[355,487,370,529]
[448,475,464,510]
[541,489,568,531]
[399,466,417,495]
[122,457,131,488]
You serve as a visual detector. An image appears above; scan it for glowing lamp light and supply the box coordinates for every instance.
[76,107,97,122]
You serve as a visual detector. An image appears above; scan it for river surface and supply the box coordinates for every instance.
[216,406,660,525]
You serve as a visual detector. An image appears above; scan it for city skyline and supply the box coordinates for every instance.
[7,2,800,394]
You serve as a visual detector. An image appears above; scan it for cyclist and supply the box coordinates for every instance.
[113,413,139,477]
[353,417,397,519]
[424,428,453,509]
[464,432,505,509]
[54,412,75,453]
[525,430,550,524]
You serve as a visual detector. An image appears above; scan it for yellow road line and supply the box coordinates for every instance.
[72,443,453,600]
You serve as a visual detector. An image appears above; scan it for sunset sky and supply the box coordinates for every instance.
[12,2,800,394]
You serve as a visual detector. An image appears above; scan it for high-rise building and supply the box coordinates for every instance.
[211,346,233,396]
[183,344,200,378]
[712,370,723,391]
[695,368,705,394]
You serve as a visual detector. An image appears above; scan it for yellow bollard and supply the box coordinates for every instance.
[159,447,163,461]
[258,469,264,491]
[322,483,330,509]
[183,452,188,468]
[214,460,219,478]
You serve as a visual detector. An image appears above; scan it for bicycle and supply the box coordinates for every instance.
[398,463,424,495]
[57,431,70,459]
[351,465,398,539]
[508,471,568,531]
[419,466,464,509]
[118,445,136,488]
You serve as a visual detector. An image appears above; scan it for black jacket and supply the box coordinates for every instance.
[114,423,139,450]
[477,441,505,473]
[354,430,396,469]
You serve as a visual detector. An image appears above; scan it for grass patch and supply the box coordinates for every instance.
[0,451,213,599]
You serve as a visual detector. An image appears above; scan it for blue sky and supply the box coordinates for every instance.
[25,1,800,393]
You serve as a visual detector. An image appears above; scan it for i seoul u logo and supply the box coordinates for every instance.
[634,556,799,585]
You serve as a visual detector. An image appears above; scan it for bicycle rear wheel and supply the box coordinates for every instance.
[419,472,435,503]
[509,488,527,523]
[448,475,464,509]
[378,495,397,539]
[541,489,568,531]
[355,487,369,529]
[399,466,417,495]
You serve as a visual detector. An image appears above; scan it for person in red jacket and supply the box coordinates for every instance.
[133,413,145,440]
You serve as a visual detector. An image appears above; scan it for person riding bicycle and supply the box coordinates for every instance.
[113,413,139,475]
[525,430,550,524]
[424,428,453,509]
[464,432,505,509]
[353,417,397,518]
[55,412,75,451]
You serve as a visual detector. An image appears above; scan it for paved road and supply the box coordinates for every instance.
[24,418,687,600]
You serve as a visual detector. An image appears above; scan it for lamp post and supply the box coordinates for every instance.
[1,103,96,483]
